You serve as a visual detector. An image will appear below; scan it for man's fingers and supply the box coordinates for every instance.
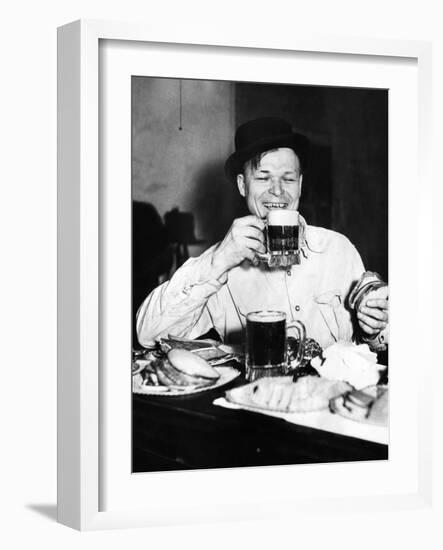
[244,236,266,254]
[357,311,387,331]
[235,215,265,230]
[359,305,388,322]
[357,318,379,335]
[243,248,259,263]
[239,225,265,243]
[358,289,389,338]
[365,298,389,310]
[244,243,267,263]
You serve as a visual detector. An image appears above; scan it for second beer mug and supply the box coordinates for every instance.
[245,310,306,382]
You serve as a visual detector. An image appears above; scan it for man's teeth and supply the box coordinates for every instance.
[264,203,287,209]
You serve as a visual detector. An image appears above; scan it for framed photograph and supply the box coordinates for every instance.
[58,19,433,530]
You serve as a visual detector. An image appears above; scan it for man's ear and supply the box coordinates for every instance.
[299,174,303,194]
[237,174,246,197]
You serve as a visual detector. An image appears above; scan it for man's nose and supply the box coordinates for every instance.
[269,178,283,196]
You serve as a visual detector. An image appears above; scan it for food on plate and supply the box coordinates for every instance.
[155,361,193,387]
[329,385,388,426]
[158,336,232,362]
[311,341,385,389]
[136,348,221,390]
[132,358,149,375]
[225,375,352,413]
[159,336,216,352]
[168,349,220,380]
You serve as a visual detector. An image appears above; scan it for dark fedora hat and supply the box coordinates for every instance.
[224,117,309,180]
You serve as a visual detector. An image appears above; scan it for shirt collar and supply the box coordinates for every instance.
[299,215,328,258]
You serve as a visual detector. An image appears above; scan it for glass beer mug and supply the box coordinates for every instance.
[245,310,306,382]
[257,209,301,268]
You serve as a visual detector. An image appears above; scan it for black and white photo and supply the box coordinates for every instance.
[131,76,389,472]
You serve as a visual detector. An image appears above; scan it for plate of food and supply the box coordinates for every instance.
[133,347,240,396]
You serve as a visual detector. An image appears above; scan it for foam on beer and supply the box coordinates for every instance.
[267,209,299,225]
[247,311,286,323]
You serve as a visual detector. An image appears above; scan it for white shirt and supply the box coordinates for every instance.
[136,223,366,350]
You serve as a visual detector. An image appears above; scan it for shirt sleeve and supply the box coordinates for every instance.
[136,244,227,347]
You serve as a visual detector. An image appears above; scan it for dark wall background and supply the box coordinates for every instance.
[235,82,388,279]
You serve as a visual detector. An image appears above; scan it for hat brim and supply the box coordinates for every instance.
[224,132,309,181]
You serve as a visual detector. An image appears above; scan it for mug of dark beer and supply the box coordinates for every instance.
[245,310,306,381]
[257,210,300,268]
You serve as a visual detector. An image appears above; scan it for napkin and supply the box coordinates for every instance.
[311,341,385,389]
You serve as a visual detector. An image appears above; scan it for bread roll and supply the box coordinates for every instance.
[167,349,220,380]
[226,376,352,413]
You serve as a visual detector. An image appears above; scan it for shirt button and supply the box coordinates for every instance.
[295,305,301,312]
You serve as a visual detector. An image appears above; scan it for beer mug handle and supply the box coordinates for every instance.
[286,320,306,371]
[256,221,269,263]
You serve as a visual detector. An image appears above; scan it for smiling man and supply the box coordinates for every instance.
[136,117,389,350]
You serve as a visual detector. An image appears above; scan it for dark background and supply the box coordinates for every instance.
[132,78,388,334]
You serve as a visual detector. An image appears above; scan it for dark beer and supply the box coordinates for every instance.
[267,224,299,255]
[266,209,299,256]
[246,311,286,369]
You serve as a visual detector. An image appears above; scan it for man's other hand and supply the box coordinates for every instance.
[356,286,389,336]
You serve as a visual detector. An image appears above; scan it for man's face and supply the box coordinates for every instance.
[237,148,303,219]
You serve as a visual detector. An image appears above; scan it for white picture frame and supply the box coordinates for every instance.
[57,19,433,531]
